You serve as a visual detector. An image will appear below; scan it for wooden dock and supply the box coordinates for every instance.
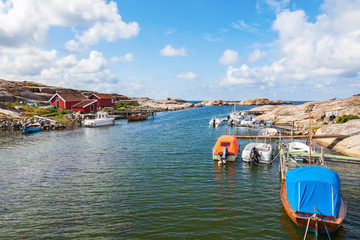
[287,151,360,164]
[234,134,347,139]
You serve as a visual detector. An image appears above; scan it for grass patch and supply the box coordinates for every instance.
[115,101,139,109]
[4,103,72,120]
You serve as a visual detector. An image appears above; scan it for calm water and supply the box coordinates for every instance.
[0,106,359,239]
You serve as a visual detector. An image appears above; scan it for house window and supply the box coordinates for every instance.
[112,99,114,103]
[56,101,60,108]
[91,104,94,112]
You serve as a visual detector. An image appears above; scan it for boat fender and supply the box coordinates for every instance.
[250,147,261,163]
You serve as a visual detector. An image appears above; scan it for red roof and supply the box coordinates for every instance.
[91,93,115,100]
[72,99,98,108]
[49,92,87,102]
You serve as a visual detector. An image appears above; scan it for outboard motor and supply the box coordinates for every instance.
[221,147,228,164]
[250,147,261,163]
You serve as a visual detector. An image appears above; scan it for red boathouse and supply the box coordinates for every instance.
[72,99,98,113]
[88,93,115,108]
[49,92,87,110]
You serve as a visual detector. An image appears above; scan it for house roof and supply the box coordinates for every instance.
[72,99,98,108]
[91,93,115,100]
[49,92,87,102]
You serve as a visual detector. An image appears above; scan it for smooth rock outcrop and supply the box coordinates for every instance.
[314,119,360,158]
[238,98,291,106]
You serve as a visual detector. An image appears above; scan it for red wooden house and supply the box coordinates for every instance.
[49,92,87,110]
[88,93,115,108]
[72,99,98,113]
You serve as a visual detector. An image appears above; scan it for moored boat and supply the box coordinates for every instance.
[212,135,239,163]
[128,114,148,122]
[281,166,347,236]
[241,142,273,164]
[258,127,278,136]
[21,122,41,133]
[288,141,316,153]
[83,112,115,127]
[209,117,226,127]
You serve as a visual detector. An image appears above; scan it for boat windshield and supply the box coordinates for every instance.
[220,142,231,147]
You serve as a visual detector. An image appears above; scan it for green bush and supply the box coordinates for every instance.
[115,101,138,109]
[336,114,360,124]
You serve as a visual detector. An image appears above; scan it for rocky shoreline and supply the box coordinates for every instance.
[200,98,291,106]
[249,95,360,158]
[0,116,67,131]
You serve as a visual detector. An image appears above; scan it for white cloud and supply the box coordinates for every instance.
[232,20,259,34]
[176,72,197,79]
[220,0,360,93]
[219,49,240,65]
[160,44,187,57]
[0,0,140,48]
[265,0,290,13]
[111,53,133,62]
[247,49,267,63]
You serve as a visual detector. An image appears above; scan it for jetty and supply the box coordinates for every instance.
[234,134,347,139]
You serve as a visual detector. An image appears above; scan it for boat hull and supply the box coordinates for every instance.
[212,153,237,162]
[280,181,346,234]
[241,142,273,163]
[21,123,41,133]
[21,127,41,133]
[128,115,148,122]
[83,118,114,127]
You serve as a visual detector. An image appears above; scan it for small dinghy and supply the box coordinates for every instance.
[128,113,148,122]
[21,122,41,133]
[212,135,239,163]
[241,142,273,164]
[288,141,316,153]
[281,166,347,236]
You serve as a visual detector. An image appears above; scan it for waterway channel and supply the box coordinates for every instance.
[0,105,359,239]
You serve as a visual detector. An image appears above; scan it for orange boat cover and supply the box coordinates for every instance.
[212,135,239,155]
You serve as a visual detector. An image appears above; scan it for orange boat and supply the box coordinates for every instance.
[128,114,148,122]
[281,166,347,236]
[212,135,239,163]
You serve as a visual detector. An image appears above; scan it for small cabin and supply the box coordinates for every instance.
[72,99,98,113]
[49,92,87,110]
[88,93,115,108]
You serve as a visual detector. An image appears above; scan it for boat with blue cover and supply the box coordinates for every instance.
[281,166,347,235]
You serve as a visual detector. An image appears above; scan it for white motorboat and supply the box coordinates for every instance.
[83,112,115,127]
[209,117,226,127]
[227,111,243,126]
[288,141,316,153]
[241,142,273,164]
[238,115,257,126]
[258,128,278,136]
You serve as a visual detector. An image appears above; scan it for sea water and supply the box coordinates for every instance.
[0,105,359,239]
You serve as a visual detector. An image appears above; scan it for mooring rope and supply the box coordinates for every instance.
[252,151,280,166]
[322,219,331,240]
[303,214,316,240]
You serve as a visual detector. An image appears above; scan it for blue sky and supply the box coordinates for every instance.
[0,0,360,101]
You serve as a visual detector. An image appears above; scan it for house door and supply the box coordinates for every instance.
[56,101,60,108]
[90,104,94,112]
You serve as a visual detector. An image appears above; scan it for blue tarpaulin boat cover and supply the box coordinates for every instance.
[286,166,341,217]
